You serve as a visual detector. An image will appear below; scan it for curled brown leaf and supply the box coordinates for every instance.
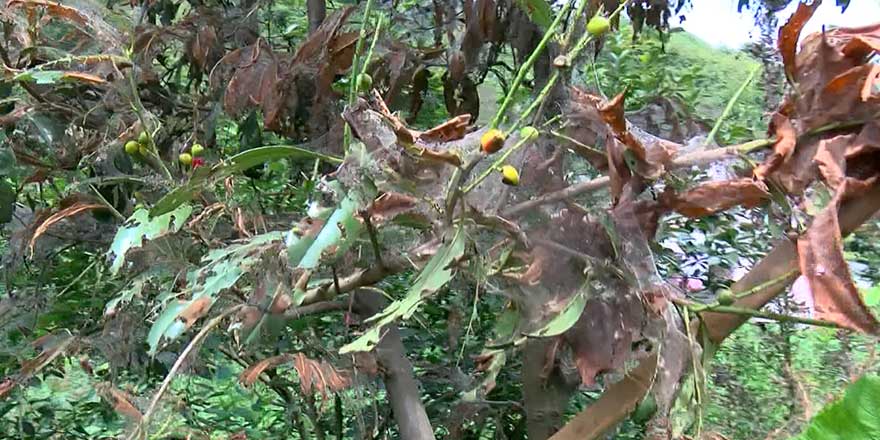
[661,178,769,218]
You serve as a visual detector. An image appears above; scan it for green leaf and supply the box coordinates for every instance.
[107,205,193,275]
[149,146,341,217]
[147,232,284,355]
[340,226,467,354]
[297,194,363,270]
[147,300,187,355]
[525,289,588,337]
[221,145,342,177]
[515,0,553,28]
[862,286,880,307]
[793,375,880,440]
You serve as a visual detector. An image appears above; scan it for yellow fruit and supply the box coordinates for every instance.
[500,165,519,186]
[519,126,539,141]
[138,145,150,157]
[124,140,140,155]
[717,290,736,306]
[357,73,373,92]
[587,16,611,36]
[481,129,506,154]
[138,131,150,145]
[179,152,193,166]
[191,143,205,156]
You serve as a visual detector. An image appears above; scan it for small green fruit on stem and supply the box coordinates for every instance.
[519,126,539,141]
[138,130,150,145]
[357,73,373,92]
[124,141,140,155]
[587,16,611,36]
[179,152,193,166]
[717,289,736,306]
[191,143,205,156]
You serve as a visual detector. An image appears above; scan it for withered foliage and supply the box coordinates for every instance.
[2,0,880,438]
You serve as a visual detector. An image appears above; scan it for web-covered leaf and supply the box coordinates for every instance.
[340,226,467,353]
[147,232,284,355]
[108,205,193,276]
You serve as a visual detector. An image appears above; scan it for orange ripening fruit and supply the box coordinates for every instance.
[481,129,506,154]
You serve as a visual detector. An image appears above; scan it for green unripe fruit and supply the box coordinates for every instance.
[138,145,150,157]
[179,152,193,166]
[520,126,539,141]
[138,131,150,145]
[357,73,373,92]
[717,289,736,306]
[124,140,140,155]
[191,143,205,156]
[587,16,611,36]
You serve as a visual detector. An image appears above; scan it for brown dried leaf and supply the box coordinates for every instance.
[797,181,880,334]
[178,296,213,330]
[599,92,647,161]
[662,179,770,218]
[28,202,103,256]
[417,114,472,144]
[239,354,294,387]
[223,40,279,119]
[368,192,419,224]
[97,382,142,421]
[778,0,821,82]
[754,112,797,181]
[291,353,350,398]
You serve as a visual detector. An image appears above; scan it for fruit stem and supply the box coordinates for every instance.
[462,135,533,194]
[343,0,379,153]
[488,0,572,130]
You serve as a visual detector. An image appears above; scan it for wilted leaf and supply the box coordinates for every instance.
[14,70,105,85]
[778,0,821,82]
[754,112,797,181]
[417,114,472,144]
[368,192,419,224]
[224,40,280,118]
[797,182,880,334]
[340,227,467,353]
[29,201,103,256]
[108,205,193,275]
[96,382,142,421]
[794,375,880,440]
[661,178,770,218]
[240,354,294,387]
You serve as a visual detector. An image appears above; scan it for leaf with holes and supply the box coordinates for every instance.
[108,205,193,275]
[340,227,467,353]
[147,232,283,354]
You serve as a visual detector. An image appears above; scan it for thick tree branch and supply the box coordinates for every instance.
[352,290,435,440]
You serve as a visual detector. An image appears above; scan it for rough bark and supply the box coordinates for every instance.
[352,290,436,440]
[307,0,327,34]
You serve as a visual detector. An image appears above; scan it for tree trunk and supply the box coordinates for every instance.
[353,290,436,440]
[522,339,576,440]
[307,0,326,34]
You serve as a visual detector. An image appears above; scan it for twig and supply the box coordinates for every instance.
[673,298,842,329]
[489,0,573,130]
[705,65,759,146]
[129,305,243,439]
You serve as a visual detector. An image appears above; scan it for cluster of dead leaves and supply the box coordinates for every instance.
[239,353,350,399]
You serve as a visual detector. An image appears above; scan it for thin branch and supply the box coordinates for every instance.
[674,298,842,329]
[130,305,243,440]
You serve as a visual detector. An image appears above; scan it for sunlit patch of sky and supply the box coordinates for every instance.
[670,0,880,49]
